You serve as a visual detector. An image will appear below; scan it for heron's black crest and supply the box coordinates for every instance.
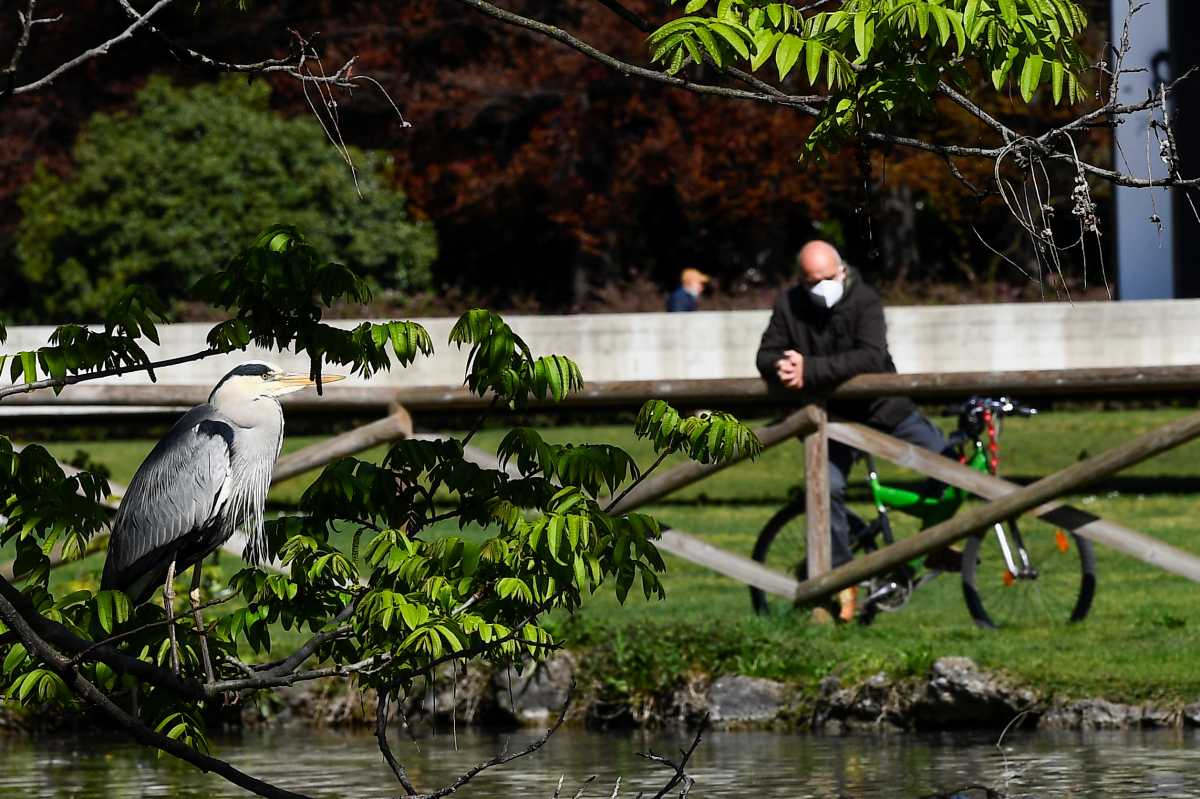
[229,362,272,377]
[211,362,274,395]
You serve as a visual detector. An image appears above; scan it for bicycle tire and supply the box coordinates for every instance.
[960,518,1096,629]
[749,499,867,617]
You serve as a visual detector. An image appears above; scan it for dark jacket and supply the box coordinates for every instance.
[755,267,915,430]
[666,287,698,312]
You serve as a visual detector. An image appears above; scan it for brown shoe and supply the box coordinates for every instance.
[837,586,857,623]
[924,546,963,572]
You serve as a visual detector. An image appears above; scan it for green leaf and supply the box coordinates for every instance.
[929,5,951,46]
[3,644,27,677]
[684,0,706,13]
[693,25,724,68]
[682,33,703,67]
[93,590,131,635]
[805,40,823,84]
[964,0,984,40]
[95,590,113,634]
[1051,59,1065,104]
[774,34,803,80]
[998,0,1019,27]
[915,2,930,37]
[547,514,563,561]
[853,12,872,60]
[1020,53,1044,102]
[948,10,967,56]
[20,351,36,385]
[710,22,751,60]
[750,30,782,71]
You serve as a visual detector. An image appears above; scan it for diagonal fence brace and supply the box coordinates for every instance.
[825,421,1200,583]
[792,409,1200,605]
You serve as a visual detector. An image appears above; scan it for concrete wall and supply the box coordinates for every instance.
[5,299,1200,392]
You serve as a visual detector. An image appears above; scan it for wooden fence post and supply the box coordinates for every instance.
[804,405,832,623]
[804,405,830,580]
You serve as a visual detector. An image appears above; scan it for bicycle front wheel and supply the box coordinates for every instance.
[961,519,1096,629]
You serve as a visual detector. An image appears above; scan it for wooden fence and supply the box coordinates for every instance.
[6,364,1200,605]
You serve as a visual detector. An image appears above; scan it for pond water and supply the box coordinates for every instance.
[2,726,1198,798]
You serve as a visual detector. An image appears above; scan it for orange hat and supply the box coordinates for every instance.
[680,267,710,284]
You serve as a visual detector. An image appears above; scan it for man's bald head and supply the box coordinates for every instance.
[797,241,845,287]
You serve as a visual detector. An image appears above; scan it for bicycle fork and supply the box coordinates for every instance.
[992,521,1037,580]
[981,409,1038,582]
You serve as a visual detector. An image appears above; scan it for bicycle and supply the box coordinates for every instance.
[748,397,1097,628]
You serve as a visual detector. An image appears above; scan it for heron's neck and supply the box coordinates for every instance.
[216,397,283,430]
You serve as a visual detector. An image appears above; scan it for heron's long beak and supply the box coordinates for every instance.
[270,372,346,396]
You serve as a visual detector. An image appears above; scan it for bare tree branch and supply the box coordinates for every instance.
[0,348,221,401]
[251,599,359,677]
[9,0,180,96]
[377,689,420,795]
[640,714,707,799]
[0,579,315,799]
[2,0,62,84]
[447,0,825,113]
[454,0,1200,192]
[0,575,207,700]
[413,682,574,799]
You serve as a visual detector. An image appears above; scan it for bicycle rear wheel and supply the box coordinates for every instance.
[961,519,1096,629]
[749,499,809,616]
[749,500,867,617]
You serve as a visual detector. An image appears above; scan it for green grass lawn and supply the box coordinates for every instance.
[10,406,1200,702]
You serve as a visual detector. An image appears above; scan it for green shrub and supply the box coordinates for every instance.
[15,75,436,321]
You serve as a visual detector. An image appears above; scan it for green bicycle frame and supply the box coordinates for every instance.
[866,440,989,528]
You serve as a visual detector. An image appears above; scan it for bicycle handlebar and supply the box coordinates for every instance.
[941,395,1037,419]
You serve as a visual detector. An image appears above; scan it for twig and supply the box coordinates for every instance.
[455,0,1200,195]
[0,348,222,401]
[639,714,707,799]
[377,690,419,795]
[10,0,180,96]
[112,0,370,91]
[414,682,574,799]
[253,599,359,677]
[605,451,669,514]
[67,591,239,667]
[447,0,825,113]
[3,0,62,83]
[571,775,597,799]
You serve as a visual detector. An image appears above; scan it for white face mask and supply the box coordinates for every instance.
[809,277,845,309]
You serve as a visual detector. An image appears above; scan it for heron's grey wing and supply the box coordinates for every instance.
[101,405,234,595]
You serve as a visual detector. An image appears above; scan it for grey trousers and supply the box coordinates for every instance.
[827,411,950,567]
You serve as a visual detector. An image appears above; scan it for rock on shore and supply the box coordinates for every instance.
[6,655,1199,735]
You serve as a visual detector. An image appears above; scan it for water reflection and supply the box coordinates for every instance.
[2,727,1199,797]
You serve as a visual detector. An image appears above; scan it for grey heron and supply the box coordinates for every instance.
[100,361,343,680]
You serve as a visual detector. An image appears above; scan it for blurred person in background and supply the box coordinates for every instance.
[666,267,710,312]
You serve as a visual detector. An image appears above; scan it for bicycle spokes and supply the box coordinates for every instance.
[962,521,1096,628]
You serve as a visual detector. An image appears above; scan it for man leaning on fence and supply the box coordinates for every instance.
[755,241,955,622]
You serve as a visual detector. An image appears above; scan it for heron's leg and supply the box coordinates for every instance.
[164,557,180,675]
[189,562,215,684]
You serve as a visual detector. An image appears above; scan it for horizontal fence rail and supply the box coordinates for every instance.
[5,365,1200,413]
